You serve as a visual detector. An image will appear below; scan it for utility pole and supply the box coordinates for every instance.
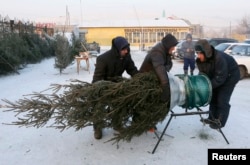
[229,21,231,38]
[63,5,70,35]
[80,0,83,24]
[134,6,143,51]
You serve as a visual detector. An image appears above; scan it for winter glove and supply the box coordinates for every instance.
[107,76,124,82]
[161,84,170,103]
[165,64,172,72]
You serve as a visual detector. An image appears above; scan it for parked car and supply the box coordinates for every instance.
[206,38,238,47]
[173,39,198,59]
[172,40,183,59]
[215,42,245,54]
[83,41,101,53]
[228,44,250,79]
[243,39,250,44]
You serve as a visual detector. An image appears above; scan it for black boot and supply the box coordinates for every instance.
[184,70,188,75]
[200,118,214,125]
[93,124,102,139]
[190,70,194,75]
[209,119,222,129]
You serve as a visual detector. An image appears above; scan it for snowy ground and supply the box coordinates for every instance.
[0,50,250,165]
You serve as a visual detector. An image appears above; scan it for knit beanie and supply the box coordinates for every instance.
[186,33,192,40]
[195,39,212,58]
[161,34,178,50]
[114,36,129,51]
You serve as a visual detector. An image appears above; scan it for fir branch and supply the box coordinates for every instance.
[2,72,170,143]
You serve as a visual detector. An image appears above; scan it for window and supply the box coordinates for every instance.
[133,32,140,43]
[157,32,164,42]
[142,32,148,43]
[125,33,133,43]
[149,33,156,43]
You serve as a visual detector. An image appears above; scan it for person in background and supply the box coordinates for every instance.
[195,39,240,129]
[181,33,195,75]
[139,33,178,105]
[92,36,138,139]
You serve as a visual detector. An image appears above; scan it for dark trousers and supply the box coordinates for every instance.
[183,58,195,71]
[209,83,237,127]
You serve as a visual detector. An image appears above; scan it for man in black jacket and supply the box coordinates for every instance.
[195,39,240,129]
[92,36,138,83]
[139,33,178,105]
[92,36,138,139]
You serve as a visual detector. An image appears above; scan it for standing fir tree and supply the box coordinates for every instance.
[54,34,71,74]
[70,31,83,56]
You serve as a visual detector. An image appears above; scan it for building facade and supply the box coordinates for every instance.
[78,19,192,50]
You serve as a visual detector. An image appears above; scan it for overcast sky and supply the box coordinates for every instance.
[1,0,249,29]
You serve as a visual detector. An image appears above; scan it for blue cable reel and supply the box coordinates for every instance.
[168,73,212,110]
[177,74,212,109]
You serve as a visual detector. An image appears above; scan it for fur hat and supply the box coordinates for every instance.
[114,36,130,51]
[161,34,178,51]
[195,39,212,58]
[186,33,192,40]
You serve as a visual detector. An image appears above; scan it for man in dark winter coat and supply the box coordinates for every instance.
[92,36,138,139]
[139,33,178,105]
[92,36,138,83]
[181,33,195,75]
[195,39,240,129]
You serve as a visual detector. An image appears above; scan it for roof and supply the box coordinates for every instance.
[216,42,246,46]
[80,19,189,28]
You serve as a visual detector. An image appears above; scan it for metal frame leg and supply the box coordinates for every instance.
[198,107,230,145]
[152,114,174,154]
[218,128,230,144]
[151,108,229,154]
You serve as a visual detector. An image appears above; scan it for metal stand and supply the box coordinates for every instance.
[151,107,229,154]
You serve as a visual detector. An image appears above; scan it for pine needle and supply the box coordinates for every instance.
[2,72,170,143]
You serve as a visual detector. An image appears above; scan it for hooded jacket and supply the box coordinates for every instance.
[181,33,195,59]
[139,33,178,86]
[92,37,138,83]
[195,39,240,88]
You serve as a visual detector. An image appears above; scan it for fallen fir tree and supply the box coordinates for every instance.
[2,72,170,143]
